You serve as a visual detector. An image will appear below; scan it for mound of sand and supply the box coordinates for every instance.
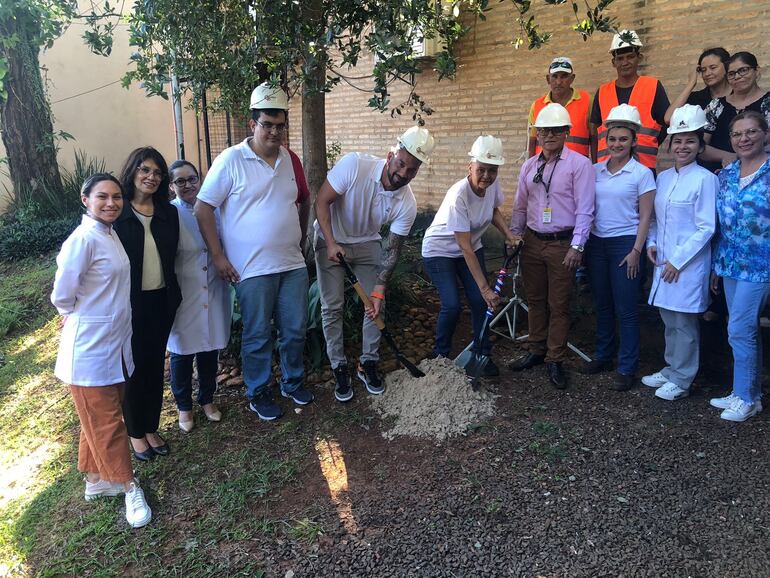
[371,357,497,441]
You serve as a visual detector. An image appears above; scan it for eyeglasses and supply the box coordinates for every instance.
[256,120,288,134]
[137,165,165,179]
[171,176,199,187]
[727,66,756,80]
[536,127,568,136]
[729,128,764,140]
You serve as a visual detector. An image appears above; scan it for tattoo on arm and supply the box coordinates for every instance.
[377,232,406,286]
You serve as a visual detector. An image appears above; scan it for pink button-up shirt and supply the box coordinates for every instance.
[510,146,595,246]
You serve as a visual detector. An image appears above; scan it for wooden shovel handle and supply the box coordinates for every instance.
[349,280,387,331]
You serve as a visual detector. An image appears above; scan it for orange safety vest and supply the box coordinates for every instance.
[597,76,662,169]
[532,90,592,157]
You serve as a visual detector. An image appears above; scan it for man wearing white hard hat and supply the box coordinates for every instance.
[422,136,521,374]
[591,30,670,172]
[195,82,313,422]
[509,103,595,389]
[314,125,433,402]
[528,57,594,159]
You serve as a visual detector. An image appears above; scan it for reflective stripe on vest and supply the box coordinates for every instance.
[597,76,662,169]
[532,90,592,157]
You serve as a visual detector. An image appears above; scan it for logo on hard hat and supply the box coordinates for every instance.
[486,152,494,159]
[678,120,688,128]
[416,146,424,155]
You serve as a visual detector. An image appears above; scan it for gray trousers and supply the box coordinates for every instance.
[314,235,382,368]
[659,308,701,388]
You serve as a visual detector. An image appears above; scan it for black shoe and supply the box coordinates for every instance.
[149,434,170,456]
[248,391,282,421]
[333,364,353,402]
[132,446,155,462]
[613,372,635,391]
[357,360,385,395]
[508,353,545,371]
[547,362,567,389]
[483,358,500,377]
[581,358,614,375]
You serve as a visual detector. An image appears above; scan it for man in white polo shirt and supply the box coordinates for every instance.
[314,126,435,402]
[194,83,311,422]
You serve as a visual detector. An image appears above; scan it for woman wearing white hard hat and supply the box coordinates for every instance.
[708,110,770,422]
[422,136,520,374]
[641,105,717,401]
[582,104,656,391]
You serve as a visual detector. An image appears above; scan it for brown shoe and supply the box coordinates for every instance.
[508,353,545,371]
[547,362,567,389]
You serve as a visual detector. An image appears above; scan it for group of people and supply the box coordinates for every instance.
[50,30,768,529]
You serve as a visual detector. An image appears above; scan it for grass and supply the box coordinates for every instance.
[0,255,313,577]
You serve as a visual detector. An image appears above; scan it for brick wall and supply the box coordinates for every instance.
[288,0,770,210]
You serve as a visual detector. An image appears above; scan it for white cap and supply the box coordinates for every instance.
[668,104,708,135]
[249,83,289,110]
[397,126,435,163]
[468,135,505,166]
[534,103,572,128]
[549,57,574,74]
[605,104,642,131]
[609,30,643,53]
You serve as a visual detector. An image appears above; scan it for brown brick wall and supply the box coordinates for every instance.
[288,0,770,211]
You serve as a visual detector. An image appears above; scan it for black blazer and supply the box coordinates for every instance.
[114,199,182,326]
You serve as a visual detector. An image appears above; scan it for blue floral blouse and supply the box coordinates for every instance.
[714,158,770,282]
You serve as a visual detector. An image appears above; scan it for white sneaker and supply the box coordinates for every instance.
[84,478,124,501]
[125,481,152,528]
[720,397,760,423]
[641,371,668,388]
[655,382,690,401]
[711,393,763,412]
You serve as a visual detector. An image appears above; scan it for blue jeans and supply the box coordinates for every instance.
[586,234,641,375]
[723,277,770,403]
[236,267,309,399]
[423,249,490,357]
[169,350,219,411]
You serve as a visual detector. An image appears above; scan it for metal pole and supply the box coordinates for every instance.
[170,72,185,160]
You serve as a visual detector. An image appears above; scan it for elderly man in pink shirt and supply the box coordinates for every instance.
[509,103,595,389]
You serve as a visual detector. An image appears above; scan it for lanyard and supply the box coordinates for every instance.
[534,154,561,206]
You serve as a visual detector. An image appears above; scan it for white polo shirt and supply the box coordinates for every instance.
[313,152,417,244]
[421,177,504,258]
[592,158,656,238]
[197,139,306,280]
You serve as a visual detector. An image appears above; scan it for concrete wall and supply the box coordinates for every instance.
[288,0,770,210]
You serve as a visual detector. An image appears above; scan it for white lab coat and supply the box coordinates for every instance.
[167,198,231,355]
[51,216,134,385]
[647,162,717,313]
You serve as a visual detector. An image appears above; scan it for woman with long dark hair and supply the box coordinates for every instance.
[114,147,181,461]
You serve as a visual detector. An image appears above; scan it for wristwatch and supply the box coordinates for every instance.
[570,244,584,253]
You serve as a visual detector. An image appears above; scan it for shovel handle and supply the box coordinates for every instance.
[337,253,386,331]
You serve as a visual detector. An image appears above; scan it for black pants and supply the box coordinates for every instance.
[123,289,173,438]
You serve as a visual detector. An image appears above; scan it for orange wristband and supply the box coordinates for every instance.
[370,291,385,300]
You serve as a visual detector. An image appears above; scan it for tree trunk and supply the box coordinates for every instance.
[0,15,63,204]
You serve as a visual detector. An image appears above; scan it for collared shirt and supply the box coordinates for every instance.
[313,152,417,244]
[593,158,656,238]
[167,198,232,355]
[421,177,504,259]
[714,158,770,283]
[197,138,306,280]
[510,146,595,246]
[528,88,593,137]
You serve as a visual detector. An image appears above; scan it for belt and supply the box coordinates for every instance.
[526,226,573,241]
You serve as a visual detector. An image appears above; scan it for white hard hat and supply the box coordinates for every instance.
[468,135,505,166]
[549,57,574,75]
[605,104,642,131]
[534,103,572,128]
[397,126,435,163]
[249,82,289,110]
[609,30,643,53]
[668,104,708,135]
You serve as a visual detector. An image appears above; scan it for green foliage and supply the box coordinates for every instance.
[0,215,78,261]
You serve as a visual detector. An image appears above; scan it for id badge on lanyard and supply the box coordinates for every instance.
[542,207,552,223]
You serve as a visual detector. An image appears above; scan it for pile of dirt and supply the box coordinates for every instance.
[371,357,497,441]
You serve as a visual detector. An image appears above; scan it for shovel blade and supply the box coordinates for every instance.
[454,343,474,369]
[398,354,425,378]
[465,354,489,391]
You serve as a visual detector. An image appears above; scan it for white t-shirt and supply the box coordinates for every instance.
[132,208,165,290]
[313,152,417,243]
[592,157,656,238]
[421,177,504,258]
[197,139,305,280]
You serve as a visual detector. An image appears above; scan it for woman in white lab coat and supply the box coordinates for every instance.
[167,160,231,432]
[642,105,718,401]
[51,173,151,528]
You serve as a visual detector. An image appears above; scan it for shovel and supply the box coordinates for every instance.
[455,241,523,390]
[337,253,425,378]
